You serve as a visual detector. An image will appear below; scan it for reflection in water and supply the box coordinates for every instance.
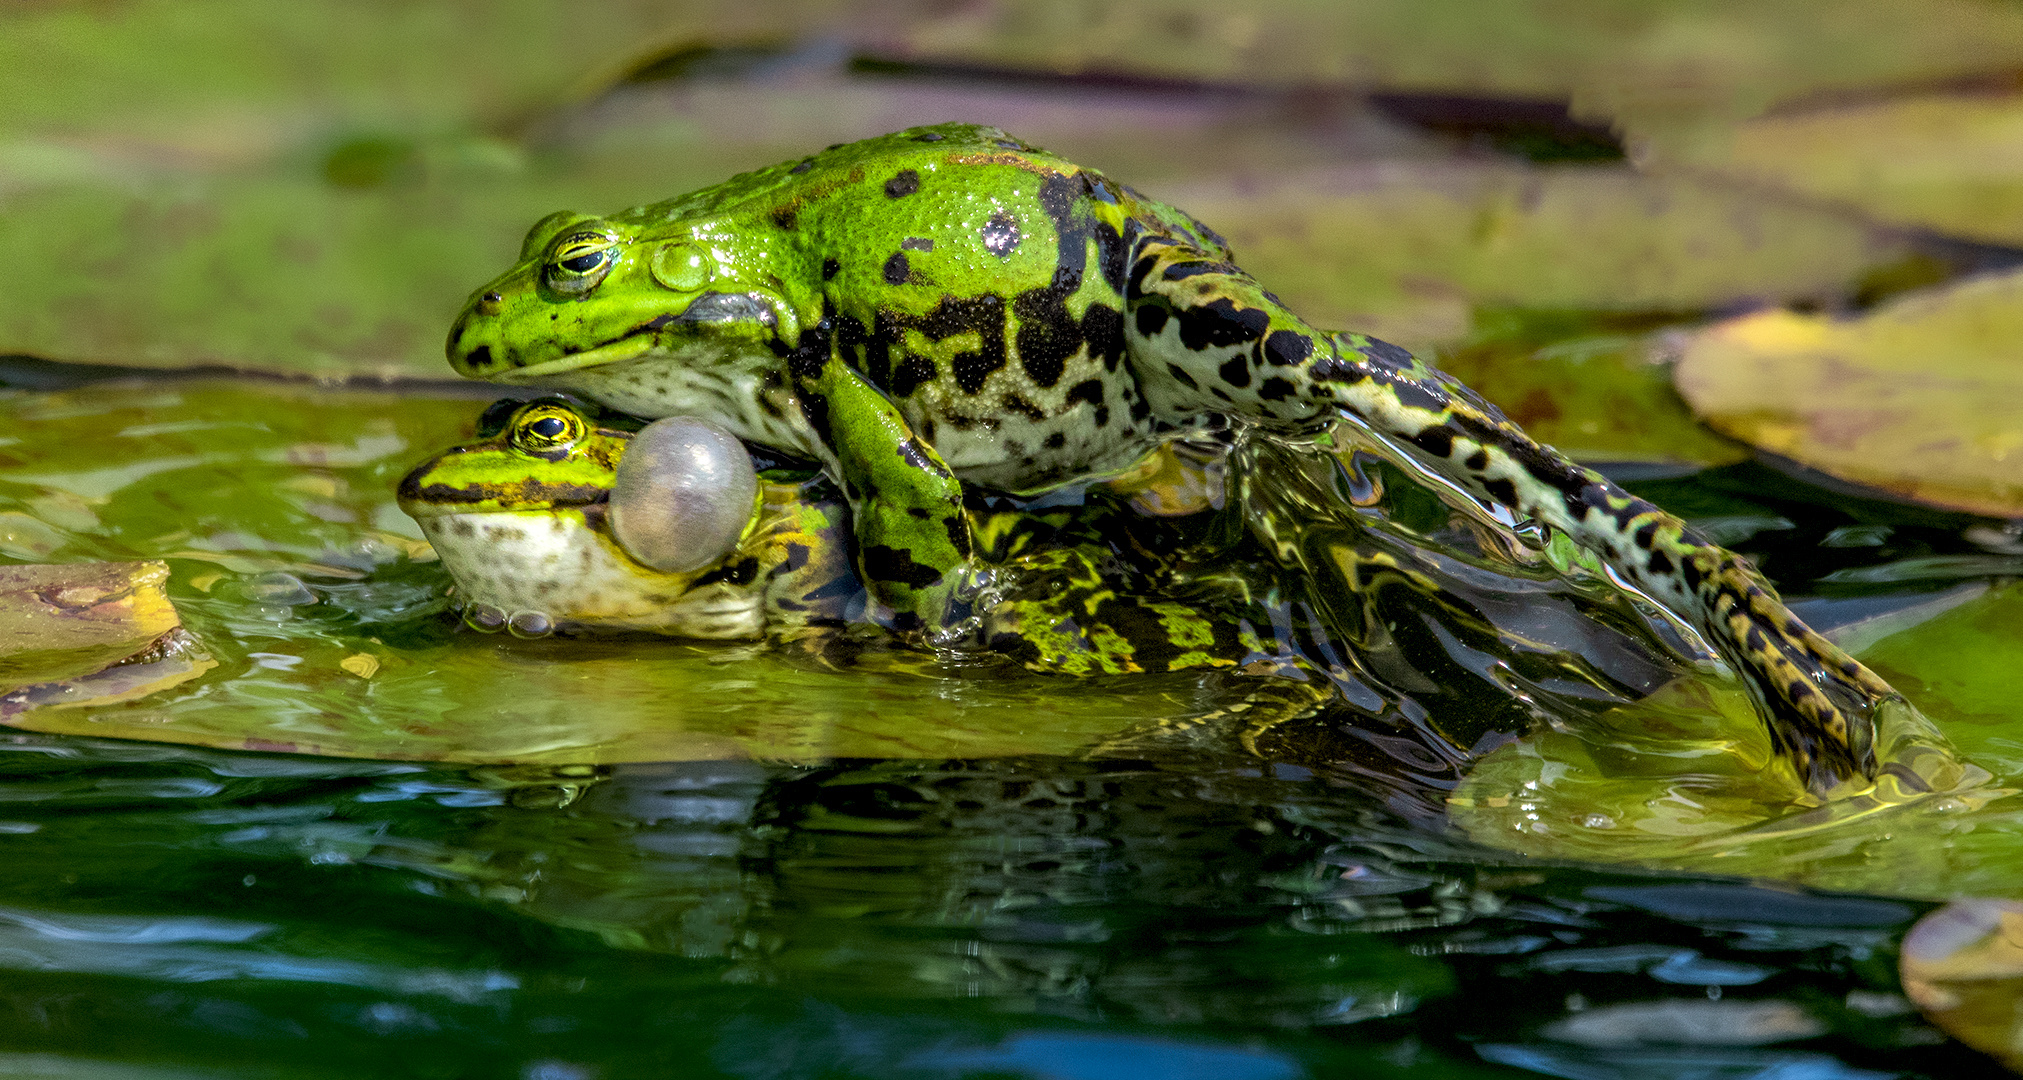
[0,736,1999,1077]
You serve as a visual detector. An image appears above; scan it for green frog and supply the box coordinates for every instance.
[396,397,1285,679]
[445,122,1894,792]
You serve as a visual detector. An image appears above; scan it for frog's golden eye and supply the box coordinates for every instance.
[519,211,593,261]
[543,231,619,296]
[510,405,586,454]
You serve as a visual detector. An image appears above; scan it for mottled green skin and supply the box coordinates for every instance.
[401,399,1273,677]
[447,123,1897,792]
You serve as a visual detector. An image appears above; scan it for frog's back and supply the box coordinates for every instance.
[618,125,1225,490]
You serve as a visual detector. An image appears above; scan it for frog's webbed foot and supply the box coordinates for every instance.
[1694,550,1892,794]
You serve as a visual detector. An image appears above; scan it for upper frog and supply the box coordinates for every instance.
[447,122,1900,793]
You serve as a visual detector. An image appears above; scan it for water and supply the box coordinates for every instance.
[0,370,2018,1077]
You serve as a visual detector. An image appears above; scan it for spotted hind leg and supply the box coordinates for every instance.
[1124,237,1897,795]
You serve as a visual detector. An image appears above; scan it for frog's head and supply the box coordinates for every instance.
[446,209,782,382]
[397,397,771,638]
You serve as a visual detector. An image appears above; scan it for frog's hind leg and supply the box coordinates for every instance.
[1124,237,1897,796]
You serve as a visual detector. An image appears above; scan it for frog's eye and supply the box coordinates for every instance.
[543,231,620,296]
[510,404,586,454]
[608,417,758,573]
[519,211,593,261]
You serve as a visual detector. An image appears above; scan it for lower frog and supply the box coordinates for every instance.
[397,397,1294,681]
[445,126,1895,791]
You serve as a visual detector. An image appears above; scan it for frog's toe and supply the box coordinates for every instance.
[508,610,556,639]
[464,603,509,633]
[1759,680,1881,798]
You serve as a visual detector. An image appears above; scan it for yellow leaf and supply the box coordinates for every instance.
[339,653,379,680]
[1676,270,2023,517]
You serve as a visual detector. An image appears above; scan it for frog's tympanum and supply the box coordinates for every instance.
[398,398,1278,679]
[446,123,1897,792]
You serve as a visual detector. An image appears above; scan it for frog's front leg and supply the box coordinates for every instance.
[1126,237,1896,796]
[785,336,972,635]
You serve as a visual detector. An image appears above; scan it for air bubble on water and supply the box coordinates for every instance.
[243,572,317,606]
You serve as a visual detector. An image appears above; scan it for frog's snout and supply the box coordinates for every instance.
[447,295,507,375]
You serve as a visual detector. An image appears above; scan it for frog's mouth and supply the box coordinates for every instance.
[494,334,659,381]
[396,460,613,519]
[486,291,781,381]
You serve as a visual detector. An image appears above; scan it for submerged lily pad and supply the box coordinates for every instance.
[1857,583,2023,774]
[1447,677,1995,898]
[1673,272,2023,517]
[1450,581,2023,898]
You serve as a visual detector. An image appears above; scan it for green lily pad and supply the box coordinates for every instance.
[1163,162,1913,349]
[2,147,1911,380]
[3,4,1939,379]
[1638,92,2023,248]
[0,0,818,146]
[0,174,601,379]
[1673,272,2023,517]
[1429,311,1748,466]
[870,0,2023,136]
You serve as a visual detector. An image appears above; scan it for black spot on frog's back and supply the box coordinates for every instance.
[884,169,920,198]
[1360,338,1416,370]
[883,252,914,286]
[982,211,1021,257]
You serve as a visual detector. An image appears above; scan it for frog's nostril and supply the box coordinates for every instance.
[479,291,504,315]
